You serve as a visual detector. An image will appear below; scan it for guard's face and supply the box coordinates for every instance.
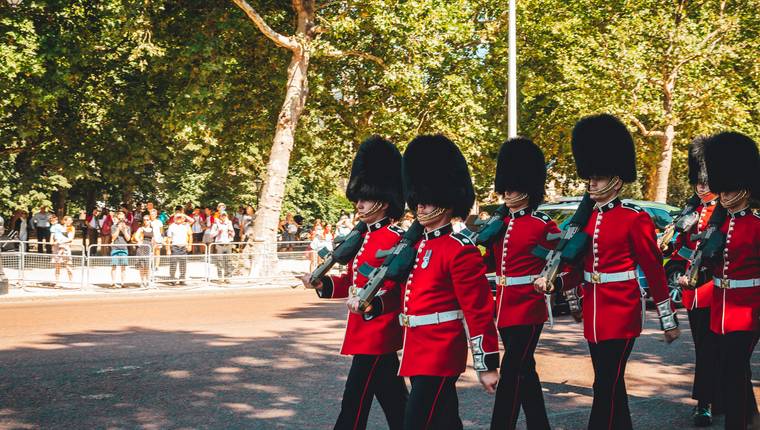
[355,199,387,222]
[695,183,712,196]
[588,176,620,202]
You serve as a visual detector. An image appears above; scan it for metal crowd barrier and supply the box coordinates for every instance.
[0,240,337,292]
[16,241,86,291]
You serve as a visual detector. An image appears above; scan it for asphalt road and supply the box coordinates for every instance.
[0,289,757,429]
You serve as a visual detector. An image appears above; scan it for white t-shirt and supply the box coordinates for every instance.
[191,215,204,233]
[150,219,164,242]
[211,220,235,244]
[166,223,191,246]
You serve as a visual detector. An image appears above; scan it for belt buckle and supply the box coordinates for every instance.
[720,278,731,289]
[400,314,410,327]
[498,275,506,285]
[591,272,602,283]
[349,286,358,297]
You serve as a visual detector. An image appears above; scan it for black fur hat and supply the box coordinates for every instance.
[687,136,708,186]
[571,114,637,183]
[494,137,546,209]
[704,132,759,197]
[402,134,475,218]
[346,135,404,219]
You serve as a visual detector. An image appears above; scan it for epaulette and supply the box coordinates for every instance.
[531,211,552,223]
[450,232,474,246]
[622,202,643,213]
[388,224,405,236]
[753,211,760,220]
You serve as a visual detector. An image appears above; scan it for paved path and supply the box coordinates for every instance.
[0,288,756,429]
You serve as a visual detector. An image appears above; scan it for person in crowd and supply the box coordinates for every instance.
[210,211,235,283]
[191,207,205,254]
[132,214,154,288]
[49,213,62,266]
[32,206,52,253]
[335,214,353,238]
[52,215,75,285]
[78,210,88,248]
[149,209,164,270]
[85,208,101,254]
[165,212,193,285]
[215,203,227,220]
[240,206,255,241]
[282,213,299,251]
[451,216,467,233]
[98,208,113,256]
[184,202,194,215]
[110,211,131,287]
[308,218,325,272]
[158,208,169,225]
[233,206,244,243]
[400,210,414,230]
[144,202,155,217]
[13,210,29,249]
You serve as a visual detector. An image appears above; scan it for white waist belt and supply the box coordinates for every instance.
[497,274,539,286]
[584,270,637,284]
[714,277,760,289]
[399,310,463,328]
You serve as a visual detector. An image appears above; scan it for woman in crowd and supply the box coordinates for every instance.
[110,211,131,287]
[98,208,113,256]
[52,215,75,285]
[132,215,154,287]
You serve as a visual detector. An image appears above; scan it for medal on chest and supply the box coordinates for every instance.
[421,249,433,269]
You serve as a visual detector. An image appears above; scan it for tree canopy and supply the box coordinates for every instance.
[1,0,758,221]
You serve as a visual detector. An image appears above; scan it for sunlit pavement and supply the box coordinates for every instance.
[0,289,756,429]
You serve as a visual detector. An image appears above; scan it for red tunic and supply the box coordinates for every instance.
[708,209,760,334]
[398,224,499,377]
[571,199,672,343]
[317,218,404,355]
[674,200,718,310]
[487,209,560,327]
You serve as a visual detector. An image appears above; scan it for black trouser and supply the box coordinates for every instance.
[403,375,461,430]
[169,245,187,280]
[491,324,550,430]
[687,307,722,408]
[36,226,51,253]
[717,331,758,430]
[87,228,99,254]
[587,338,635,430]
[334,353,407,430]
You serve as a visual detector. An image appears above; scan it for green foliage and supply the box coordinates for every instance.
[1,0,757,219]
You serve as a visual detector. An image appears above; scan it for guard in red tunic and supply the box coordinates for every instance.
[535,114,680,430]
[702,132,760,430]
[673,137,722,426]
[398,134,500,429]
[486,138,555,430]
[298,136,407,430]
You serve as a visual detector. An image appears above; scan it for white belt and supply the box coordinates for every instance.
[713,277,760,289]
[497,274,539,286]
[399,310,463,328]
[583,270,637,284]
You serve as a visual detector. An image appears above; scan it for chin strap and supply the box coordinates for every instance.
[588,176,621,199]
[503,192,528,206]
[721,189,749,208]
[656,298,679,331]
[417,206,447,223]
[357,201,383,220]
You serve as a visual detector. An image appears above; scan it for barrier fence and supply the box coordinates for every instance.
[0,240,339,292]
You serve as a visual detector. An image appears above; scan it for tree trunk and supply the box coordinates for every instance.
[651,125,674,203]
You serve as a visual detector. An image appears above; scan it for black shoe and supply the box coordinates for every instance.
[693,406,712,427]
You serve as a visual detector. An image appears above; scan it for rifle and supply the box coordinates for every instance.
[657,193,701,250]
[305,221,368,286]
[684,204,727,289]
[536,192,596,293]
[471,204,510,247]
[355,221,425,311]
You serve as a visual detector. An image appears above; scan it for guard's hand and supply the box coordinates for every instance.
[664,327,680,344]
[346,296,372,315]
[677,275,689,288]
[478,370,499,394]
[533,277,548,294]
[296,274,321,290]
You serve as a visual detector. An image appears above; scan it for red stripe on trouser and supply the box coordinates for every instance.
[508,326,538,429]
[353,356,380,430]
[608,339,631,430]
[424,378,447,430]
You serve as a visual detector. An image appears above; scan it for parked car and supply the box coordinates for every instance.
[474,197,684,315]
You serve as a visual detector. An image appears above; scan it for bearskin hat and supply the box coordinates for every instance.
[704,132,759,198]
[345,135,404,219]
[402,134,475,219]
[687,136,708,186]
[494,137,546,209]
[571,114,637,183]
